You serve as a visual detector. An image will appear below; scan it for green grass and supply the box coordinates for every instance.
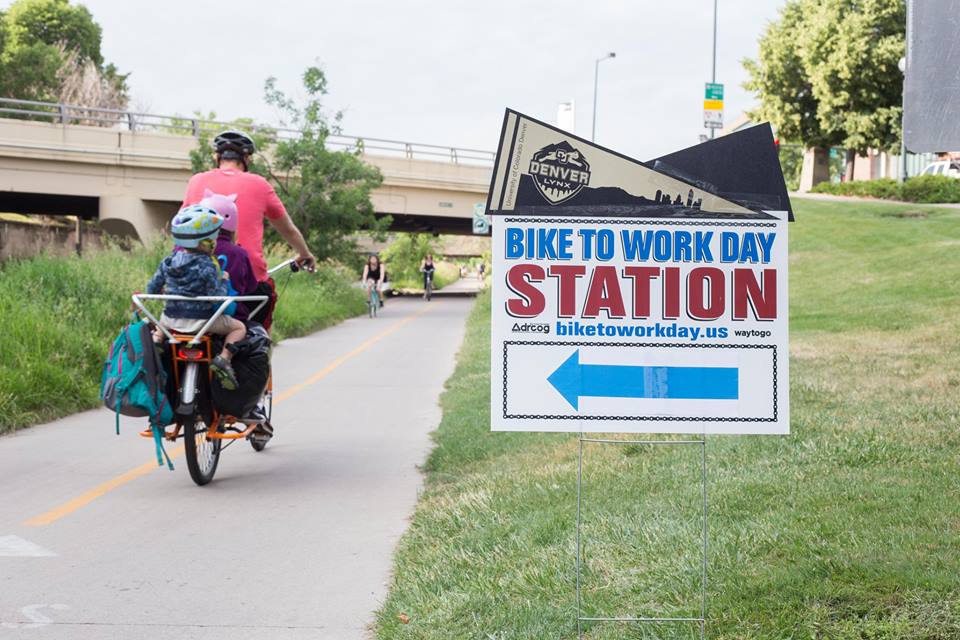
[0,242,366,433]
[376,198,960,639]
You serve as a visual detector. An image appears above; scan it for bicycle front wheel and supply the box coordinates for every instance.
[183,414,222,486]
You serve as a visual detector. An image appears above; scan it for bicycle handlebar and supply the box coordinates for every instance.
[267,258,301,276]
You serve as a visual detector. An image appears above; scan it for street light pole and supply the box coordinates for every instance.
[898,55,907,182]
[710,0,718,139]
[592,52,616,142]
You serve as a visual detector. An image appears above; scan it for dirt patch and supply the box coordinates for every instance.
[881,210,928,219]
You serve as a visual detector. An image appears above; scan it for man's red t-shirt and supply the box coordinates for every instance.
[183,169,286,281]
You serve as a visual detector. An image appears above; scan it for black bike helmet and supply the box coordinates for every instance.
[213,130,256,161]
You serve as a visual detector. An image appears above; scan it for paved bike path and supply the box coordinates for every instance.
[0,297,473,639]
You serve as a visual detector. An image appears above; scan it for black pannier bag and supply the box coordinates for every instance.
[210,322,272,418]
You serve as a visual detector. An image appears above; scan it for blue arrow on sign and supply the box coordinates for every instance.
[547,350,739,410]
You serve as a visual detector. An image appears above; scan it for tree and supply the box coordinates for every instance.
[191,66,387,263]
[744,0,905,179]
[55,44,127,114]
[801,0,904,155]
[0,0,128,109]
[743,2,836,149]
[381,233,440,287]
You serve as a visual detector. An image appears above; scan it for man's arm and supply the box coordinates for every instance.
[267,212,316,271]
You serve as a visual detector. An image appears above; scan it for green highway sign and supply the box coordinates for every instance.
[704,83,724,101]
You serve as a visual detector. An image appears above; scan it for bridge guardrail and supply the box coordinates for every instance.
[0,97,495,166]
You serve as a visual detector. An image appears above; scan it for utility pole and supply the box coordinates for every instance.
[710,0,718,139]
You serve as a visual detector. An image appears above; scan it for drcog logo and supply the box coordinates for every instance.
[527,141,591,204]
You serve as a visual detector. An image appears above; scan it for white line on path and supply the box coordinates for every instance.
[0,534,56,557]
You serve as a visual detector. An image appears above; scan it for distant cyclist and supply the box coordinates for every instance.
[420,254,436,299]
[182,130,317,331]
[362,254,385,307]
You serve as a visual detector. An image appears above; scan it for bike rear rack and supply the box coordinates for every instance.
[131,258,300,344]
[131,293,270,345]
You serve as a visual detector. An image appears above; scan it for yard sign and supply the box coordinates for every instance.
[486,110,790,434]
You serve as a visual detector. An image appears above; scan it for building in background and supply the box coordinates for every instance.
[721,112,942,191]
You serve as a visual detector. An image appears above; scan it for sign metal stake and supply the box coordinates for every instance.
[575,436,708,639]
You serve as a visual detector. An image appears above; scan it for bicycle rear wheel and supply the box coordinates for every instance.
[184,414,222,486]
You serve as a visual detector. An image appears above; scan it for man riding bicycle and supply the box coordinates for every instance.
[181,130,316,438]
[182,130,317,331]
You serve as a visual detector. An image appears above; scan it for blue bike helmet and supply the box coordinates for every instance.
[171,205,223,249]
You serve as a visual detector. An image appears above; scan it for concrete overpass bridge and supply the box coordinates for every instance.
[0,98,493,240]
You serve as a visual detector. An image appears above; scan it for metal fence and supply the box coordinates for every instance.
[0,97,496,165]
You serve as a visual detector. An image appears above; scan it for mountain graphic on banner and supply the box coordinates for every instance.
[486,109,792,221]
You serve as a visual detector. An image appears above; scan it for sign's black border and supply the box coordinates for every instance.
[502,341,778,422]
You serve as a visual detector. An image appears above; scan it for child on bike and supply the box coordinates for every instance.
[147,205,245,390]
[199,189,259,322]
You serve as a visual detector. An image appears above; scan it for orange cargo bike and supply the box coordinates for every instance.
[131,259,300,485]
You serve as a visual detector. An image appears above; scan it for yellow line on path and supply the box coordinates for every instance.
[23,303,436,527]
[23,447,185,527]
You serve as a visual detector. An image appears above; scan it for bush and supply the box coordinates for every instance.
[381,233,438,287]
[380,233,459,290]
[901,174,960,203]
[810,175,960,203]
[0,243,365,432]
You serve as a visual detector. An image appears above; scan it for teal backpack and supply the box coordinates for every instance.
[100,319,175,469]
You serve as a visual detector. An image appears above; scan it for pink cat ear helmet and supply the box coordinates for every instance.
[198,189,240,232]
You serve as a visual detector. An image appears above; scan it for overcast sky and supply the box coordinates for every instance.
[7,0,788,160]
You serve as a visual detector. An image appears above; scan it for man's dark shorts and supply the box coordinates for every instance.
[248,278,278,331]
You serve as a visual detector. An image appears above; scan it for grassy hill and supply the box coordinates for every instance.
[0,241,366,433]
[376,199,960,639]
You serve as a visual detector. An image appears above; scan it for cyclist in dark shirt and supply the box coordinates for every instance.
[420,254,437,301]
[420,254,436,285]
[362,254,385,307]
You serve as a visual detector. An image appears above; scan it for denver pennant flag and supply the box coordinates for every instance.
[486,109,789,220]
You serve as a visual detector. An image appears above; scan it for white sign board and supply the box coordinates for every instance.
[473,202,490,234]
[486,110,790,435]
[703,109,723,129]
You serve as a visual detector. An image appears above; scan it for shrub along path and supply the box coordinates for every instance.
[376,198,960,639]
[809,174,960,204]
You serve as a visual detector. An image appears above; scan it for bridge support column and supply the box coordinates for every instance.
[98,196,172,242]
